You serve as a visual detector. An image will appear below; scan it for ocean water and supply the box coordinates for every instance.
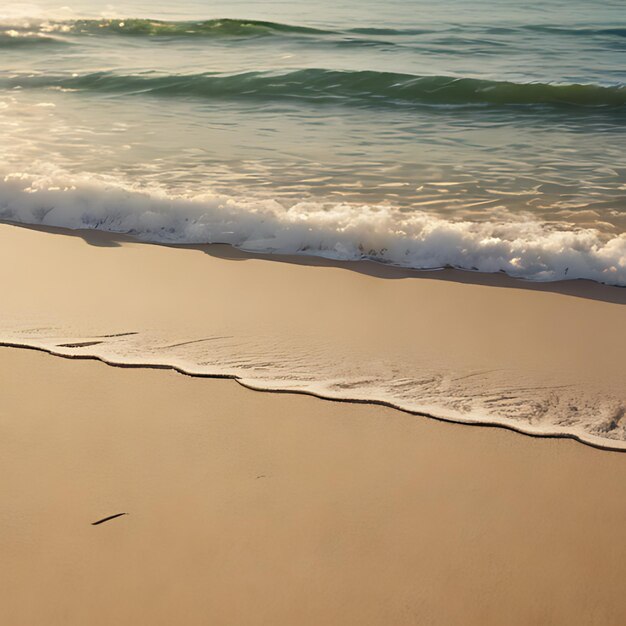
[0,0,625,283]
[1,1,625,449]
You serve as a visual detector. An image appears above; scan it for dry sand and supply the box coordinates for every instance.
[1,346,626,626]
[0,222,625,624]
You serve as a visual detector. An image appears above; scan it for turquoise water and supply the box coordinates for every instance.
[1,0,625,282]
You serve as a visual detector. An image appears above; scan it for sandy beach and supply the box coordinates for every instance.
[1,223,625,447]
[0,222,625,624]
[3,0,625,621]
[1,346,626,626]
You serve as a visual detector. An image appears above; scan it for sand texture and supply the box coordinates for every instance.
[0,223,625,447]
[1,223,625,624]
[1,346,626,625]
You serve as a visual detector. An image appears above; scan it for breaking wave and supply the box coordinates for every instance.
[0,30,67,47]
[1,170,624,285]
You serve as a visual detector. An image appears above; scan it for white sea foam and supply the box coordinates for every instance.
[1,322,625,451]
[1,169,625,284]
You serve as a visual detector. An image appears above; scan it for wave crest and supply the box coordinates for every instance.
[4,17,626,41]
[0,17,331,39]
[1,170,624,285]
[6,68,626,109]
[68,17,329,37]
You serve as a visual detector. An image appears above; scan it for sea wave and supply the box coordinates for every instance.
[0,30,67,47]
[66,17,331,37]
[5,68,626,109]
[522,25,626,39]
[1,171,624,285]
[3,17,626,41]
[0,18,333,39]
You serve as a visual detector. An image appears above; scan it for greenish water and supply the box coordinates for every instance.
[0,0,625,282]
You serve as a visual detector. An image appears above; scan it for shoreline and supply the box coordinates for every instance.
[4,4,625,622]
[3,339,625,454]
[9,221,626,303]
[1,221,624,451]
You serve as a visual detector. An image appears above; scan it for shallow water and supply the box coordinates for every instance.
[0,0,624,282]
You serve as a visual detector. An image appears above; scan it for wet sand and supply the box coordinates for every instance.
[0,222,625,448]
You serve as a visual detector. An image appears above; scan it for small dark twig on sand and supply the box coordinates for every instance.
[91,513,128,526]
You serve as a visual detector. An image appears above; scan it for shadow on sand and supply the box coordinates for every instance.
[9,221,626,305]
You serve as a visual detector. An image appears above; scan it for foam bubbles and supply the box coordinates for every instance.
[1,169,624,285]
